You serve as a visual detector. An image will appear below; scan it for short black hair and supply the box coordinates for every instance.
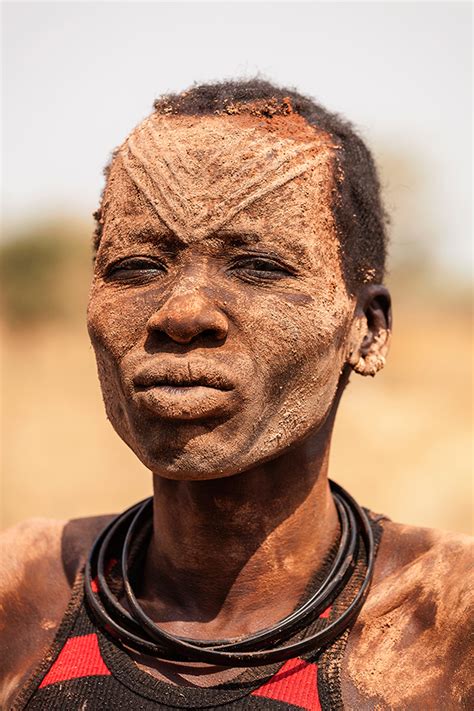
[95,79,388,291]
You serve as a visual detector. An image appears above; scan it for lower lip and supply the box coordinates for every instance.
[135,385,234,421]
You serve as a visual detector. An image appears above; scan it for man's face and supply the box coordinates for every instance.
[88,112,356,479]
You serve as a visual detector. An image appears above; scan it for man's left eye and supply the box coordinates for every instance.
[233,258,290,277]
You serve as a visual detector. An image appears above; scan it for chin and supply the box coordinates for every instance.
[124,418,252,480]
[126,426,310,482]
[136,447,246,481]
[114,395,335,481]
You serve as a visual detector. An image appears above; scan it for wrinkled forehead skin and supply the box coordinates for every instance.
[99,111,342,263]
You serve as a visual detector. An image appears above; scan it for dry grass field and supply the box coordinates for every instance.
[1,225,472,534]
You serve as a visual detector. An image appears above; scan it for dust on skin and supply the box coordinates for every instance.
[85,101,393,658]
[1,96,472,706]
[88,108,360,480]
[117,112,338,243]
[343,522,474,709]
[0,100,385,699]
[0,514,111,709]
[0,519,69,708]
[85,104,372,676]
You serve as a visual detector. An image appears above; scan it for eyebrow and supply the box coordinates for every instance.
[99,224,311,263]
[99,225,186,255]
[210,230,260,247]
[115,227,261,250]
[127,226,187,249]
[212,229,311,262]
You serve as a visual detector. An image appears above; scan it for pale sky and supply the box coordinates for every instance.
[2,1,472,277]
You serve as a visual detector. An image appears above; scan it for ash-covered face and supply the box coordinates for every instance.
[88,112,363,479]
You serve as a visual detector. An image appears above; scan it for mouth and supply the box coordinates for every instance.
[132,362,235,421]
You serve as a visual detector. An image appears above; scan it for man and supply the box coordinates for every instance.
[1,80,472,710]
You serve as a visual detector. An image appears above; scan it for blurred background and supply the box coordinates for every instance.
[1,1,472,534]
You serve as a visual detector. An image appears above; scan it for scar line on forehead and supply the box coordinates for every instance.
[119,121,335,242]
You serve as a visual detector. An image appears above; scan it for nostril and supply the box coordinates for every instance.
[203,327,227,342]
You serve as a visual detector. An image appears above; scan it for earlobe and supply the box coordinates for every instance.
[352,351,387,377]
[346,285,391,378]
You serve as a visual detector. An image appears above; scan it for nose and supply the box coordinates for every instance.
[146,290,229,345]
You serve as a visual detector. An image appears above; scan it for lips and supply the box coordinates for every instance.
[132,358,236,420]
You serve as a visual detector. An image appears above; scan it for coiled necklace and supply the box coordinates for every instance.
[85,480,374,667]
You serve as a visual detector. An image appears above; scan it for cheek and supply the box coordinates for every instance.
[87,281,152,361]
[93,347,127,432]
[258,306,349,451]
[220,295,351,460]
[88,283,156,448]
[87,282,150,427]
[237,291,351,461]
[243,291,349,382]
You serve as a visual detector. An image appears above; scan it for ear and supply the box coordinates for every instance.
[346,285,392,377]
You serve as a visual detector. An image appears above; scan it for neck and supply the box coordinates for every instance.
[141,428,339,640]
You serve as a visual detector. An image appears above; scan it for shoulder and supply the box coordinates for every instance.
[0,513,114,608]
[0,517,68,618]
[343,520,474,710]
[0,514,114,708]
[375,519,472,582]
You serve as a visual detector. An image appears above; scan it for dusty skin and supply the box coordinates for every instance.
[2,517,472,709]
[89,111,357,478]
[1,105,472,710]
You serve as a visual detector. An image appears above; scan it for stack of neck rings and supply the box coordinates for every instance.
[85,481,375,666]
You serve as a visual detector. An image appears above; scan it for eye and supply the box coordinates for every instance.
[105,257,166,281]
[232,256,293,281]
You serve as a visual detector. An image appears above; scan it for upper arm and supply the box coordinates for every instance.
[0,518,70,707]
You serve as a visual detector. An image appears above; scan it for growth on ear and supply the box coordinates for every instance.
[347,285,392,377]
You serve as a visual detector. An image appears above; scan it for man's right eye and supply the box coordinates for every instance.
[105,258,166,280]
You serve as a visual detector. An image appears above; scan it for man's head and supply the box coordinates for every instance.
[87,80,391,479]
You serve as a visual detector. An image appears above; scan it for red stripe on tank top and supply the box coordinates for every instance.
[39,605,331,698]
[252,657,321,710]
[251,606,330,709]
[39,633,111,687]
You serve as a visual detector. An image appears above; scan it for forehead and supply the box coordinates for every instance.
[100,112,339,257]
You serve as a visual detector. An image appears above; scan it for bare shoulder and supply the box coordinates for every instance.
[0,517,66,591]
[0,518,69,624]
[343,520,474,710]
[374,519,472,581]
[0,518,68,707]
[0,514,113,709]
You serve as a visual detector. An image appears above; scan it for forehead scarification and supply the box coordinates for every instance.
[110,114,337,242]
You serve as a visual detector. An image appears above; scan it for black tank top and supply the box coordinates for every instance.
[14,513,383,710]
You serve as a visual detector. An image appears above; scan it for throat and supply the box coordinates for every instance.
[84,473,375,678]
[138,455,339,641]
